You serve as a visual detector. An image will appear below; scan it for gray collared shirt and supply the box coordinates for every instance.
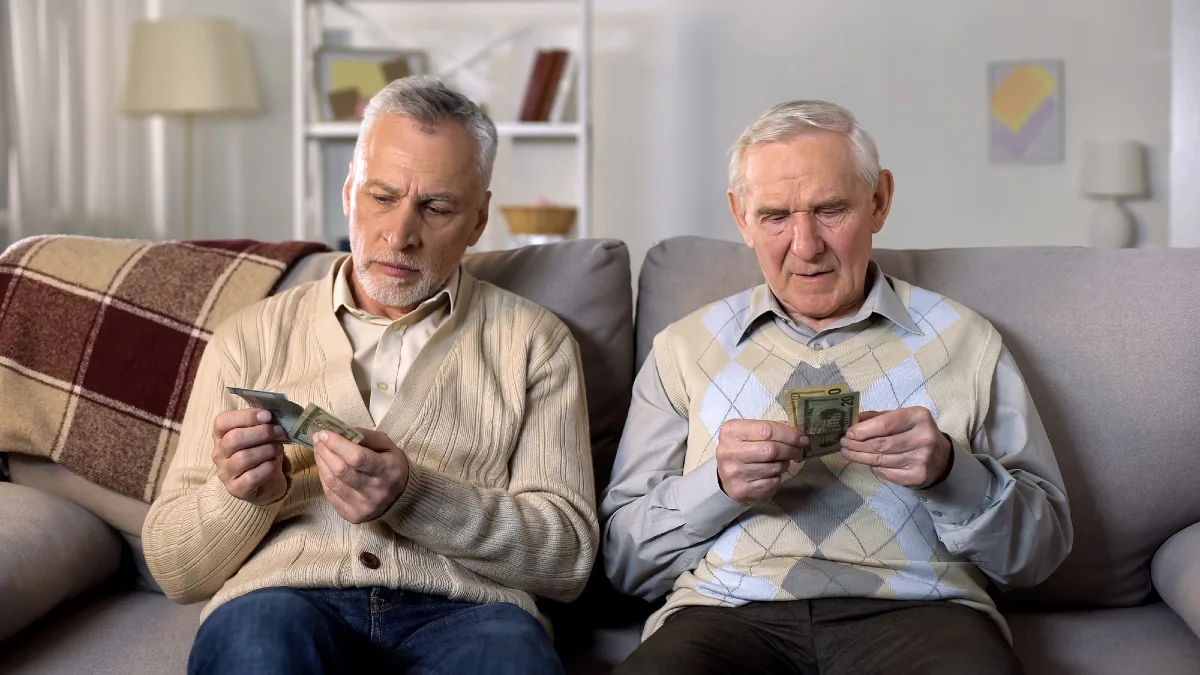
[601,263,1073,600]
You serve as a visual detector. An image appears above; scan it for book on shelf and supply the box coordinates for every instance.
[548,52,577,123]
[518,49,570,123]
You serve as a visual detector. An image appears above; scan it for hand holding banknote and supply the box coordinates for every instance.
[313,427,409,524]
[211,408,289,506]
[715,420,809,505]
[840,407,953,489]
[226,387,364,450]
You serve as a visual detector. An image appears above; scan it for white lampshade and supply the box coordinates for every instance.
[123,18,261,115]
[1080,140,1147,199]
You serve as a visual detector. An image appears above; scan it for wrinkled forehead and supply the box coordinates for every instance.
[353,114,479,189]
[742,133,862,202]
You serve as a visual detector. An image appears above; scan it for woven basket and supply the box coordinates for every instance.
[501,205,577,236]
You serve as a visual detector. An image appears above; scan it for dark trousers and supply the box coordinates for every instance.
[616,598,1023,675]
[188,587,564,675]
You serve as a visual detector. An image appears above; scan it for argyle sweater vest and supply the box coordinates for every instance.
[645,277,1005,637]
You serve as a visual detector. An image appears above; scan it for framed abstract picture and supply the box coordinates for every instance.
[988,59,1065,164]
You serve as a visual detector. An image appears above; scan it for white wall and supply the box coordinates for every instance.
[163,0,294,242]
[1171,0,1200,246]
[590,0,1171,272]
[164,0,1172,269]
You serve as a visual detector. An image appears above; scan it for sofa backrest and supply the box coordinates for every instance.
[280,241,635,496]
[636,235,1200,608]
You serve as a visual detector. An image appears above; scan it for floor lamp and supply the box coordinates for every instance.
[122,18,261,240]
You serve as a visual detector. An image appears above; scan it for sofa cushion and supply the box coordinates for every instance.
[0,590,201,674]
[9,454,149,537]
[1152,522,1200,639]
[636,236,1200,607]
[462,240,634,489]
[0,483,124,640]
[1008,603,1200,675]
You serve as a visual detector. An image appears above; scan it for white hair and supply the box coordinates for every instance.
[357,75,498,191]
[728,100,881,198]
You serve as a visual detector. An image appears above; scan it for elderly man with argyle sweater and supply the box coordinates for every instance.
[602,100,1072,675]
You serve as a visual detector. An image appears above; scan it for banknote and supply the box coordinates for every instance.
[226,387,304,434]
[291,403,364,450]
[784,384,860,459]
[225,387,362,450]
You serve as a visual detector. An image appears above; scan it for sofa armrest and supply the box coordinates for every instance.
[1152,521,1200,639]
[0,483,123,641]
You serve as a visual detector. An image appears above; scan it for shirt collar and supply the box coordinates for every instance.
[332,256,458,323]
[741,261,922,342]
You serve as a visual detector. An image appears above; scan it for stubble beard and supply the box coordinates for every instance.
[352,249,454,309]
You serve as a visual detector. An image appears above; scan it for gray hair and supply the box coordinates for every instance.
[357,75,498,191]
[728,100,881,199]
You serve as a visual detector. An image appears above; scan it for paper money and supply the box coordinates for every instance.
[291,403,364,450]
[226,387,362,450]
[784,384,860,459]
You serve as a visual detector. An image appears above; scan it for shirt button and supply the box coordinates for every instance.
[917,496,928,503]
[377,382,389,391]
[390,324,402,332]
[931,511,944,518]
[359,551,381,569]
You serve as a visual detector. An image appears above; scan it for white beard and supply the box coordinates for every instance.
[352,254,451,309]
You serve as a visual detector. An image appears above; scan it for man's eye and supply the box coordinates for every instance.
[372,195,394,205]
[765,214,788,224]
[425,205,451,216]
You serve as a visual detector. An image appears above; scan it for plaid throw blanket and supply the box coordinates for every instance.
[0,236,329,501]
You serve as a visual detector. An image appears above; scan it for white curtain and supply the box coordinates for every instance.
[4,0,162,242]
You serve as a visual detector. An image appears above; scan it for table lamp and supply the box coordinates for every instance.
[123,17,261,239]
[1080,140,1148,249]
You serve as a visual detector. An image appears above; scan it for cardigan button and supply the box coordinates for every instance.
[359,551,381,569]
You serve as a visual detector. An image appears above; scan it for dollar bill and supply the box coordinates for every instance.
[227,387,304,433]
[291,403,364,450]
[784,384,860,459]
[225,387,362,450]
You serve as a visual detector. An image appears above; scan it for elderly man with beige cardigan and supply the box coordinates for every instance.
[142,76,597,675]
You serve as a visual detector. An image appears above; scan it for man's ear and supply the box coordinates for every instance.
[729,191,755,249]
[467,191,491,247]
[342,162,354,219]
[871,169,894,235]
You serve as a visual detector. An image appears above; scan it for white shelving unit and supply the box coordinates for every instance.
[291,0,592,248]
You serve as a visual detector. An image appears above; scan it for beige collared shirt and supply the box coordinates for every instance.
[333,258,459,423]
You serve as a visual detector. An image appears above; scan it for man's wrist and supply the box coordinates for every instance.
[920,432,956,490]
[678,459,752,539]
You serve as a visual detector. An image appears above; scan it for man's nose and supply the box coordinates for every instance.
[382,202,422,251]
[791,217,826,260]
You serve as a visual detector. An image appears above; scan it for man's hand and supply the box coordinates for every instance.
[840,408,952,489]
[716,420,808,505]
[313,428,410,524]
[212,409,289,505]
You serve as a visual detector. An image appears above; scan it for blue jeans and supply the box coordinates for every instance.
[188,587,565,675]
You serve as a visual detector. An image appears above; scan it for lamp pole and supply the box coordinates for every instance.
[182,113,194,240]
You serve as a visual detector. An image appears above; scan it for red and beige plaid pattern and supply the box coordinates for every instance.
[0,235,329,502]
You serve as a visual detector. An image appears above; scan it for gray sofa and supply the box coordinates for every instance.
[2,235,1199,674]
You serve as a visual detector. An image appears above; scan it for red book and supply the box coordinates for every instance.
[519,51,555,122]
[534,50,569,122]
